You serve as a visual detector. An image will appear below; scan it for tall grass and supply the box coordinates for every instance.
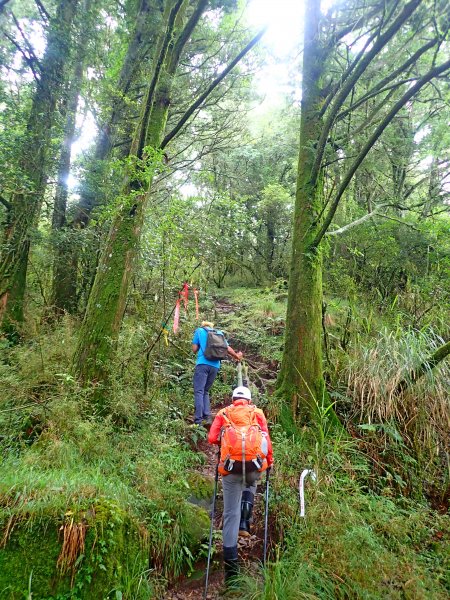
[344,327,449,496]
[239,428,449,600]
[346,328,448,425]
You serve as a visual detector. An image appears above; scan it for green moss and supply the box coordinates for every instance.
[186,472,214,503]
[0,499,151,599]
[0,515,70,598]
[182,503,210,546]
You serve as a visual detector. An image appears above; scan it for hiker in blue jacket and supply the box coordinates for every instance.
[192,320,243,425]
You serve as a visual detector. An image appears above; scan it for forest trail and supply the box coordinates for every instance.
[164,297,278,599]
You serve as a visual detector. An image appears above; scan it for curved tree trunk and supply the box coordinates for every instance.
[72,0,191,389]
[55,0,157,313]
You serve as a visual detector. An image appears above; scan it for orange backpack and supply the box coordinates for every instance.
[219,404,268,476]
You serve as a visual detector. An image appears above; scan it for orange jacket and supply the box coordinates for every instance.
[207,399,273,466]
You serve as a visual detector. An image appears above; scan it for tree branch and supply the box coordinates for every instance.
[3,31,40,82]
[329,4,383,45]
[326,205,421,236]
[11,12,43,72]
[338,84,399,141]
[170,0,209,70]
[134,0,185,158]
[161,27,266,149]
[373,213,420,230]
[311,0,422,189]
[34,0,50,22]
[0,0,13,12]
[326,206,383,235]
[320,24,380,116]
[395,340,450,394]
[0,195,12,210]
[311,57,450,248]
[336,37,438,122]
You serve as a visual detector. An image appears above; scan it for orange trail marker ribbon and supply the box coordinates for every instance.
[182,282,189,313]
[173,298,181,333]
[193,288,199,320]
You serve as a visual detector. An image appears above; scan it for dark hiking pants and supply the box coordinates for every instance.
[193,364,218,424]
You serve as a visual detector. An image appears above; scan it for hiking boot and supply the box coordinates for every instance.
[224,558,239,584]
[202,415,213,427]
[238,493,254,537]
[223,545,239,589]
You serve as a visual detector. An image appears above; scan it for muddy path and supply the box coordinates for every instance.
[164,297,278,599]
[215,297,279,388]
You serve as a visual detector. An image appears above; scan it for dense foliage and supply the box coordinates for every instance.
[0,0,449,598]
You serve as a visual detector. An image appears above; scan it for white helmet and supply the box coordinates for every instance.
[232,386,251,401]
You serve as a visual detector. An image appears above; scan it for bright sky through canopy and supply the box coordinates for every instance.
[245,0,305,109]
[245,0,339,108]
[246,0,305,57]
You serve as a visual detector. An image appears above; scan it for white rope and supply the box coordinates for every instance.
[299,469,317,518]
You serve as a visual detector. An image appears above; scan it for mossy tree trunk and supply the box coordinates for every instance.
[56,0,157,314]
[277,0,448,425]
[51,0,92,316]
[0,0,79,336]
[72,0,205,389]
[277,0,326,421]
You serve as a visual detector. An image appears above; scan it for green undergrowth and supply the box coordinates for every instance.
[240,425,449,599]
[0,316,216,598]
[205,286,449,598]
[213,286,287,363]
[1,286,449,598]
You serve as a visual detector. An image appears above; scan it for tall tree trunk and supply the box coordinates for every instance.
[277,0,327,421]
[0,0,79,335]
[276,0,446,424]
[51,0,92,315]
[72,0,193,389]
[57,0,156,313]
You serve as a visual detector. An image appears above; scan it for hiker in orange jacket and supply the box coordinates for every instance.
[208,386,273,586]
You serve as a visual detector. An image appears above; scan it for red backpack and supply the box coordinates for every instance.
[219,404,268,476]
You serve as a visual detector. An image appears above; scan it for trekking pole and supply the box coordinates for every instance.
[236,361,243,387]
[204,450,220,600]
[263,466,271,568]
